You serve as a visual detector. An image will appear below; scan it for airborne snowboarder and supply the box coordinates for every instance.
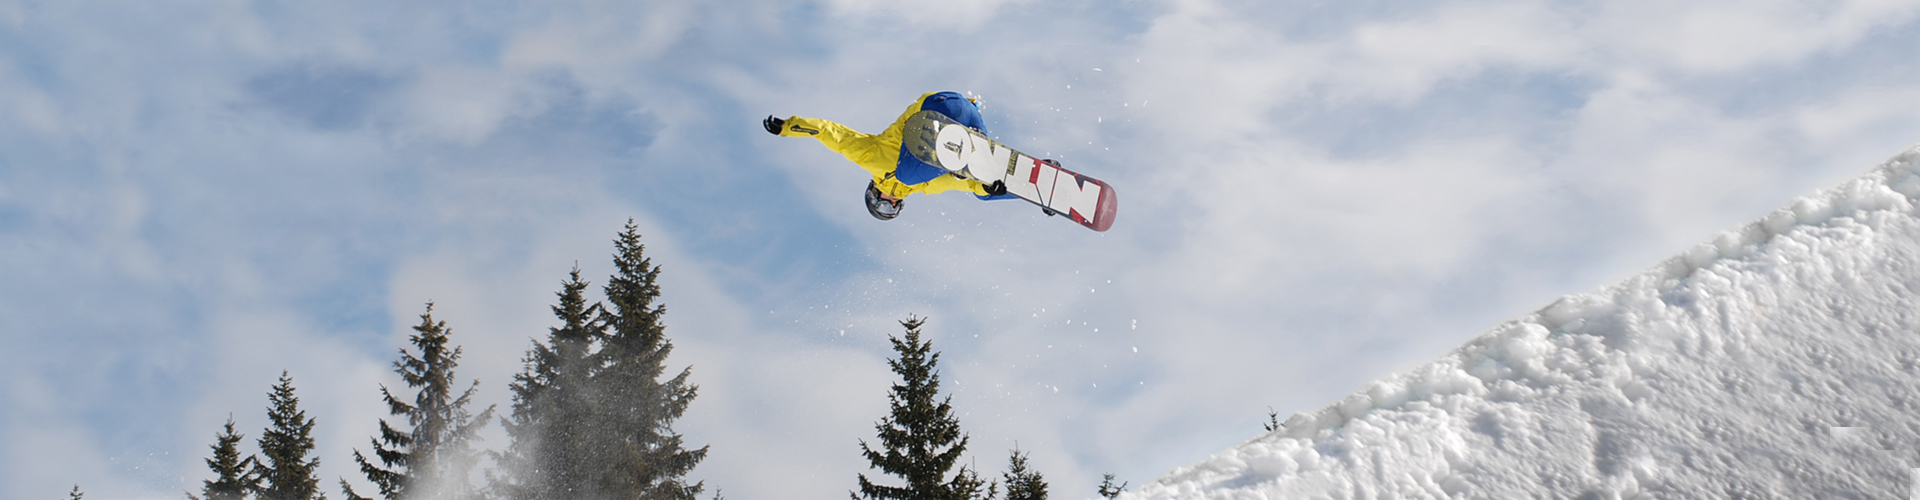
[766,91,1118,231]
[764,91,1014,221]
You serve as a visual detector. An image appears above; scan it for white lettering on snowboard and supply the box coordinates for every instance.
[1007,153,1044,200]
[977,137,1015,183]
[933,123,974,173]
[933,122,1016,183]
[1050,172,1102,219]
[930,121,1103,223]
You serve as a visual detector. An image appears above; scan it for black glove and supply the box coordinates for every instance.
[763,115,785,135]
[984,180,1007,196]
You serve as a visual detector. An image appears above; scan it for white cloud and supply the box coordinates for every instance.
[0,1,23,28]
[2,422,152,499]
[396,65,524,144]
[1343,1,1583,101]
[823,0,1035,31]
[500,1,699,74]
[1591,0,1920,73]
[1128,1,1308,137]
[1795,86,1920,147]
[0,82,65,136]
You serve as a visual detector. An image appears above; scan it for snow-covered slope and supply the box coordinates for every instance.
[1136,145,1920,499]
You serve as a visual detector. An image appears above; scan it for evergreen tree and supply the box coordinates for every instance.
[596,221,707,500]
[190,417,258,500]
[494,224,711,500]
[1094,474,1127,499]
[855,316,988,500]
[70,485,84,500]
[347,303,497,500]
[1000,450,1047,500]
[493,269,606,500]
[254,372,326,500]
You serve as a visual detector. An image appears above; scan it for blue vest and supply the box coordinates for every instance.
[894,91,987,185]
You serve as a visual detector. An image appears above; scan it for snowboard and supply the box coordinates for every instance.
[902,110,1119,232]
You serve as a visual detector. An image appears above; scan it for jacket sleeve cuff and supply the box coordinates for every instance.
[777,116,818,137]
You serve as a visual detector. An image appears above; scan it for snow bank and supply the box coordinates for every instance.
[1134,144,1920,499]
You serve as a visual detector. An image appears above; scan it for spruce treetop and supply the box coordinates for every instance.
[493,224,707,500]
[254,371,324,500]
[856,316,985,500]
[350,303,495,500]
[598,220,707,500]
[1002,449,1047,500]
[193,416,258,500]
[1095,474,1127,499]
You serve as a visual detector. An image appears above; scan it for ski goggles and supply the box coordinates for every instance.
[872,196,902,217]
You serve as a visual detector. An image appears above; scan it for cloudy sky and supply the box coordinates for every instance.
[5,0,1920,498]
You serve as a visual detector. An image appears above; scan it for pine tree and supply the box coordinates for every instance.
[855,316,988,500]
[70,485,85,500]
[191,417,259,500]
[1095,474,1127,499]
[596,221,707,500]
[347,303,497,500]
[254,372,326,500]
[1000,450,1047,500]
[493,268,607,500]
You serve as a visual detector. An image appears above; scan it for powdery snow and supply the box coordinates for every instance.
[1134,145,1920,499]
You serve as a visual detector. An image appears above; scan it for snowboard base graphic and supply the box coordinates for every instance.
[903,111,1118,232]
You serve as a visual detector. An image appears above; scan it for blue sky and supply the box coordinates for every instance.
[5,0,1920,498]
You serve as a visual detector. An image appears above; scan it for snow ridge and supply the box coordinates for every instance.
[1136,144,1920,499]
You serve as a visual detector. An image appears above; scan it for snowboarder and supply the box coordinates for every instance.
[764,91,1013,221]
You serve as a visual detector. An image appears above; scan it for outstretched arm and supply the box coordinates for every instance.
[777,116,895,178]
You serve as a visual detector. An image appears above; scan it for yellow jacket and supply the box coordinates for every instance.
[779,92,990,199]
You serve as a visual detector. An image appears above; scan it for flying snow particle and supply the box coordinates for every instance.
[1133,346,1138,353]
[1131,319,1137,329]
